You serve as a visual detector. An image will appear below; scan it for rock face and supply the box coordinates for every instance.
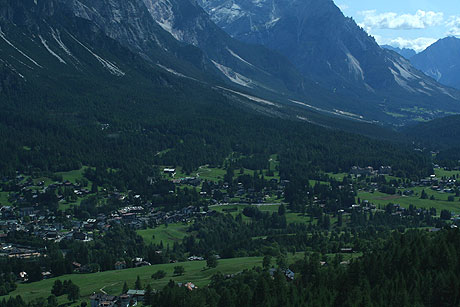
[0,0,314,99]
[411,37,460,90]
[197,0,460,118]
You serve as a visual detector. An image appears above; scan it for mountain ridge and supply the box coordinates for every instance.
[410,36,460,90]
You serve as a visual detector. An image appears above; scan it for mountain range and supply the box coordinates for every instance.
[196,0,460,123]
[0,0,459,127]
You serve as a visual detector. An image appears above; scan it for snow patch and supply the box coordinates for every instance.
[51,29,79,63]
[290,100,367,121]
[68,33,125,76]
[226,48,256,68]
[212,60,253,88]
[156,64,198,81]
[39,35,66,64]
[0,59,25,79]
[0,27,42,68]
[217,86,277,106]
[265,17,280,28]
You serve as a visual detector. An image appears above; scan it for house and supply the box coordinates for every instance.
[269,268,295,281]
[90,294,118,307]
[127,290,145,302]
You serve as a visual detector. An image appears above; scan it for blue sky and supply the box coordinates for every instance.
[335,0,460,52]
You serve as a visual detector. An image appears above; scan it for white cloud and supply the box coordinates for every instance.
[359,10,444,30]
[381,37,438,53]
[446,16,460,36]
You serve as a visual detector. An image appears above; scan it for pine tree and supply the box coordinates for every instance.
[67,282,80,302]
[144,284,153,306]
[135,276,142,289]
[51,280,63,296]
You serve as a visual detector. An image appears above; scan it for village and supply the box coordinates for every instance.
[0,163,460,306]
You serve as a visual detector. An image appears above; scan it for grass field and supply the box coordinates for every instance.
[0,191,10,206]
[137,223,190,246]
[171,160,281,184]
[326,172,349,182]
[435,168,460,179]
[5,257,263,305]
[55,167,89,184]
[359,189,460,214]
[212,204,320,225]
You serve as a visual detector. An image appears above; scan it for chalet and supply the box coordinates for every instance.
[127,290,145,302]
[90,294,118,307]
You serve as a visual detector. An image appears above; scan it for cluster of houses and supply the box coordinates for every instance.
[0,243,43,259]
[90,290,145,307]
[350,166,392,176]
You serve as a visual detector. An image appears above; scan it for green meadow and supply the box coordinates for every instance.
[137,223,190,246]
[5,257,263,305]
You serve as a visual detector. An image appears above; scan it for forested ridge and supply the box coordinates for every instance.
[0,61,432,184]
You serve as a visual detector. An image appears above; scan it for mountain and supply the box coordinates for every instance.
[0,0,386,127]
[196,0,460,123]
[382,45,416,59]
[0,0,458,130]
[410,37,460,90]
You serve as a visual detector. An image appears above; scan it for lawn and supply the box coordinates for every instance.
[5,257,263,304]
[55,167,89,184]
[325,172,349,182]
[137,223,189,246]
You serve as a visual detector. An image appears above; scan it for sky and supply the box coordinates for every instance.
[335,0,460,52]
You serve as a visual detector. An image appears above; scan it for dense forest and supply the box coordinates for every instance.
[145,229,460,307]
[0,60,432,187]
